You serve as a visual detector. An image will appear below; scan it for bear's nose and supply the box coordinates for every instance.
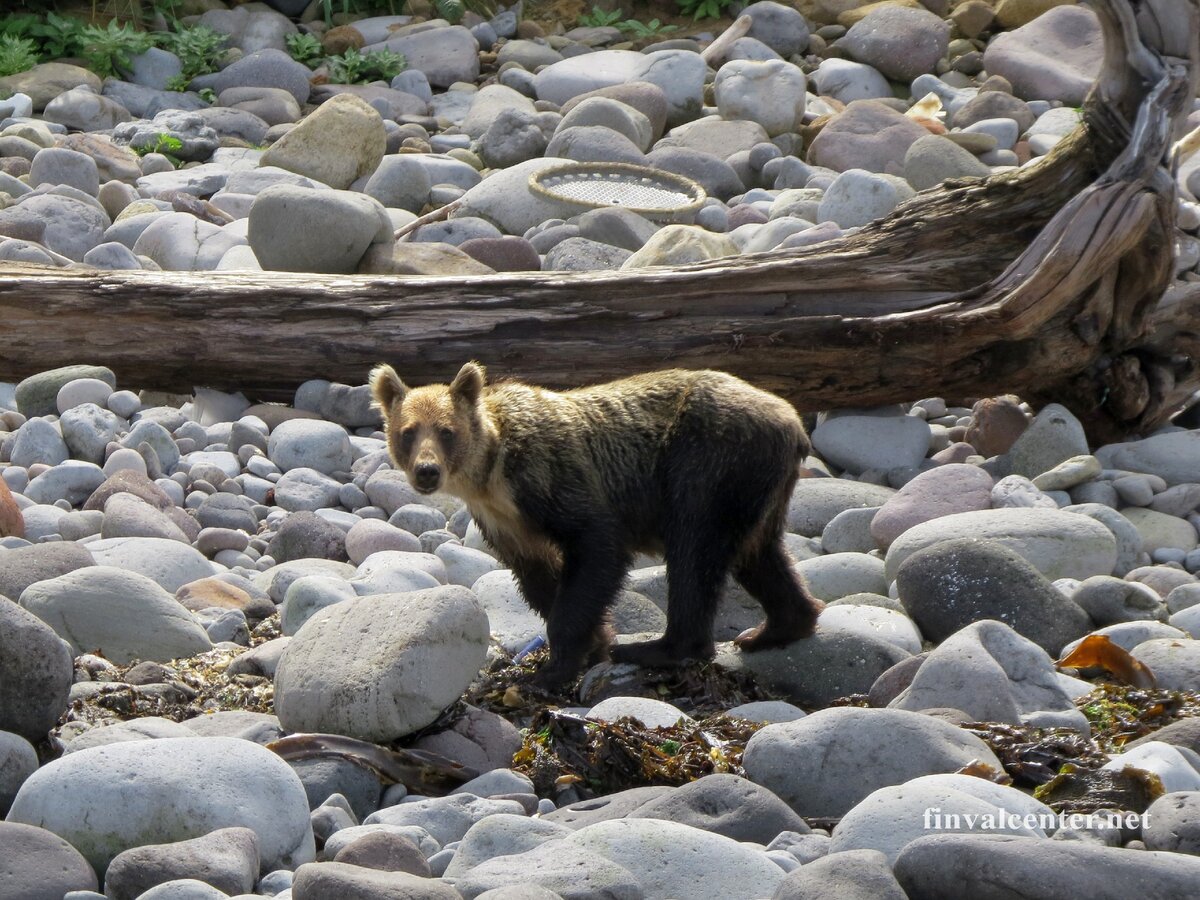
[414,463,441,491]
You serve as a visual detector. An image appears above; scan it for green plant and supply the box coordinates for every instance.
[618,17,679,37]
[30,12,85,60]
[0,14,40,41]
[198,87,216,104]
[286,31,325,68]
[160,24,227,86]
[131,132,183,157]
[325,47,406,84]
[0,35,39,77]
[578,5,622,27]
[79,20,153,79]
[676,0,732,20]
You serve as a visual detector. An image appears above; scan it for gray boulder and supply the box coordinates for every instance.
[895,537,1093,655]
[0,601,73,743]
[895,833,1200,898]
[273,587,489,741]
[6,736,314,876]
[742,706,1001,818]
[19,566,213,664]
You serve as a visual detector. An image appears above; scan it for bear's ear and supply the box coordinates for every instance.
[369,364,408,418]
[450,361,485,408]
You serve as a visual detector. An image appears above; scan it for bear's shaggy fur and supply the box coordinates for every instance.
[370,361,822,686]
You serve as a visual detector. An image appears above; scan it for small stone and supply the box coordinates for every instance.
[1072,575,1167,626]
[714,59,806,138]
[266,511,349,563]
[1144,791,1200,856]
[29,147,99,196]
[903,134,991,190]
[1132,638,1200,691]
[268,419,353,475]
[966,395,1028,457]
[1032,454,1103,491]
[622,224,737,268]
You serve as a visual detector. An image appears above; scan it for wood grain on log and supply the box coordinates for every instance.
[0,0,1197,444]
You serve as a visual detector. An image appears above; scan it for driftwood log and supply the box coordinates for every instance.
[1,0,1198,443]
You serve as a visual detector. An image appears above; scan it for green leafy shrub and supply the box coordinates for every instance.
[325,47,407,84]
[160,24,227,89]
[0,14,40,41]
[30,12,85,59]
[79,20,153,78]
[286,31,325,68]
[578,6,622,27]
[131,132,184,167]
[0,35,39,77]
[676,0,732,20]
[619,18,679,37]
[130,132,182,157]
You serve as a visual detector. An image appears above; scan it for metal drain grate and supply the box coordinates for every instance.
[529,162,707,222]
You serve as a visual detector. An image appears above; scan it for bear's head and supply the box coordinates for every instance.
[370,361,490,494]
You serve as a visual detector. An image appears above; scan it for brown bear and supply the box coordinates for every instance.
[370,361,822,687]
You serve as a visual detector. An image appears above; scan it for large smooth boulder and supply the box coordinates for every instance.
[6,737,314,876]
[742,707,1001,818]
[885,508,1118,581]
[273,586,489,741]
[889,619,1085,727]
[982,5,1103,105]
[0,601,73,743]
[895,833,1200,898]
[259,93,386,190]
[566,818,784,900]
[19,567,212,664]
[895,538,1093,654]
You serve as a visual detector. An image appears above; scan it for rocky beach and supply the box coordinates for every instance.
[4,0,1200,898]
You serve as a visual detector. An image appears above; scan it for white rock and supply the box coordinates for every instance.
[20,566,212,664]
[6,736,315,876]
[273,587,489,741]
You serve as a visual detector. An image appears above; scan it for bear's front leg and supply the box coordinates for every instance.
[533,534,630,690]
[508,554,561,621]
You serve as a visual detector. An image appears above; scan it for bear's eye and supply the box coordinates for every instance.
[438,427,455,445]
[399,427,417,447]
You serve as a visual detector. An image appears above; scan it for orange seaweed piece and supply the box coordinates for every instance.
[1057,634,1157,689]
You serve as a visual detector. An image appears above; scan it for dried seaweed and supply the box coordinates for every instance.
[1078,682,1200,750]
[1034,764,1165,814]
[57,614,283,737]
[464,648,778,726]
[962,721,1108,787]
[513,708,765,799]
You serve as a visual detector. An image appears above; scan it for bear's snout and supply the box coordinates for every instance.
[413,462,442,493]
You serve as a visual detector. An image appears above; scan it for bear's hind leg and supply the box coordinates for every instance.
[611,523,733,668]
[733,539,823,651]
